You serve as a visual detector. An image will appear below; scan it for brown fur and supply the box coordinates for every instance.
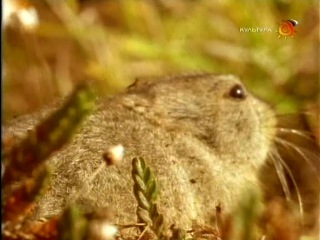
[3,73,282,228]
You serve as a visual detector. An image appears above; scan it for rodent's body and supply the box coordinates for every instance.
[4,74,277,228]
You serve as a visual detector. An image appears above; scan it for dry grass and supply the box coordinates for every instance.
[3,0,319,239]
[3,0,319,121]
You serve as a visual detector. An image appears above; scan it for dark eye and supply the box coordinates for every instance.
[229,84,246,99]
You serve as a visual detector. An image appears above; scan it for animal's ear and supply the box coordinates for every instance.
[126,77,158,91]
[126,78,142,90]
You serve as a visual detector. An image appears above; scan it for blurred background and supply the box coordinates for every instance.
[3,0,319,125]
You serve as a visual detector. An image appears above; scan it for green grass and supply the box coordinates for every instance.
[3,0,319,120]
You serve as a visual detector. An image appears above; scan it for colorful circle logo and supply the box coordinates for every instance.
[277,19,298,39]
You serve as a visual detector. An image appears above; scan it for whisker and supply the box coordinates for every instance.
[276,127,316,141]
[269,150,291,202]
[275,137,320,178]
[271,147,305,223]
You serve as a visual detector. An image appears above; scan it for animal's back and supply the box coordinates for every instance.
[3,74,275,228]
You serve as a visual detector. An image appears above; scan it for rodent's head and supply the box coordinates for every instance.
[123,73,276,168]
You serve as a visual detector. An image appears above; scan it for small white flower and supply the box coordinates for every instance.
[3,0,16,25]
[89,221,118,240]
[16,7,38,30]
[100,222,118,239]
[103,144,125,166]
[3,0,38,30]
